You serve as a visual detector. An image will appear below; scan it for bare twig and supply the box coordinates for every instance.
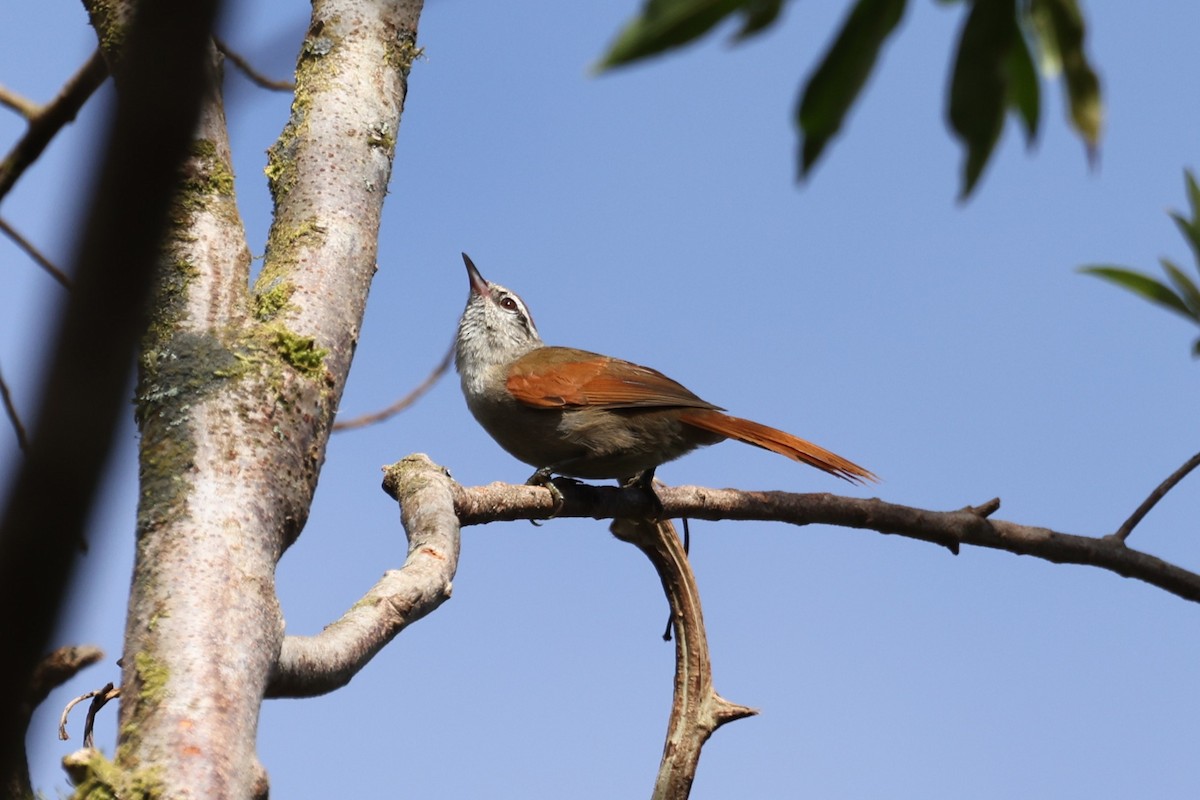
[0,49,108,202]
[58,692,92,740]
[612,516,756,799]
[214,37,295,91]
[59,681,119,748]
[333,342,454,431]
[964,497,1001,517]
[0,217,71,287]
[1111,451,1200,542]
[82,684,118,748]
[0,85,39,118]
[0,364,27,452]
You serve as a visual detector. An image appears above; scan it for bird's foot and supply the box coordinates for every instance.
[526,467,576,524]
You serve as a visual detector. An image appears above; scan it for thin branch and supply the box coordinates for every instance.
[81,684,118,748]
[0,85,39,118]
[59,682,119,748]
[214,37,295,91]
[611,517,756,799]
[450,476,1200,605]
[59,692,93,740]
[333,342,454,431]
[0,217,71,287]
[0,49,108,202]
[0,364,27,452]
[59,681,118,741]
[266,454,460,698]
[1111,451,1200,542]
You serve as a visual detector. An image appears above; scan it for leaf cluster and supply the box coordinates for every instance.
[597,0,1103,199]
[1082,171,1200,357]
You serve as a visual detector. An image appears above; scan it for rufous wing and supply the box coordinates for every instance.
[506,347,721,411]
[677,408,877,485]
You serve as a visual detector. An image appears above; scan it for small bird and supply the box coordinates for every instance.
[454,253,875,496]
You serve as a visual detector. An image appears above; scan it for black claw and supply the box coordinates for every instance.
[527,467,568,524]
[526,466,555,486]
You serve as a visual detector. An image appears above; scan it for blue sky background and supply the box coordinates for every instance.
[3,1,1199,797]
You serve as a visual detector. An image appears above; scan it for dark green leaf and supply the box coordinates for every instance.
[733,0,785,40]
[1030,0,1102,153]
[1168,212,1200,271]
[1159,257,1200,318]
[1081,265,1194,320]
[598,0,781,71]
[796,0,907,176]
[948,0,1018,199]
[1004,27,1040,145]
[1169,170,1200,268]
[1185,169,1200,219]
[1192,337,1200,359]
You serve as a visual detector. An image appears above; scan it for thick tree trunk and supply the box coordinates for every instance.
[75,1,426,796]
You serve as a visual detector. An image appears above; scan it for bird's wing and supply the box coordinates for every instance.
[506,347,722,411]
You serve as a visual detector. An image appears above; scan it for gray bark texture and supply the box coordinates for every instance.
[69,1,428,796]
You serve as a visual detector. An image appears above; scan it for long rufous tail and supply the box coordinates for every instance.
[677,409,876,485]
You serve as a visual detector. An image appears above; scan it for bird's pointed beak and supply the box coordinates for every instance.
[462,253,489,297]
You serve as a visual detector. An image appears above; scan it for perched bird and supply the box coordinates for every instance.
[453,253,875,498]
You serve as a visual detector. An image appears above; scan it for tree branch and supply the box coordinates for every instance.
[0,363,28,452]
[214,37,295,91]
[1112,450,1200,542]
[333,341,453,431]
[0,85,39,118]
[267,454,460,697]
[450,476,1200,604]
[270,452,1200,781]
[0,49,107,202]
[59,680,120,747]
[0,217,72,287]
[611,517,756,800]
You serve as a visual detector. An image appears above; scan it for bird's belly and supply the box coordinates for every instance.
[470,395,722,480]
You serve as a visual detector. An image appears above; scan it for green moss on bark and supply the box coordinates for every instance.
[136,330,247,534]
[253,280,296,321]
[64,748,163,800]
[385,30,424,75]
[171,139,236,226]
[132,652,169,706]
[269,327,328,377]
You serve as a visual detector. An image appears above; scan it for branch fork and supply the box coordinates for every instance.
[268,452,1200,798]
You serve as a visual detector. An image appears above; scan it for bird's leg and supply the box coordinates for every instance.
[526,466,576,523]
[621,467,664,521]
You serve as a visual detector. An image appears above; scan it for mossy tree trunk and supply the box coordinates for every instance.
[71,0,425,796]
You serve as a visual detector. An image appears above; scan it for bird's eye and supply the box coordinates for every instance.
[500,296,518,311]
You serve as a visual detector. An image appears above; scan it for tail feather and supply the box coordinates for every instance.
[678,409,876,485]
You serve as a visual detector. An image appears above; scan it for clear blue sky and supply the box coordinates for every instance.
[3,1,1199,797]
